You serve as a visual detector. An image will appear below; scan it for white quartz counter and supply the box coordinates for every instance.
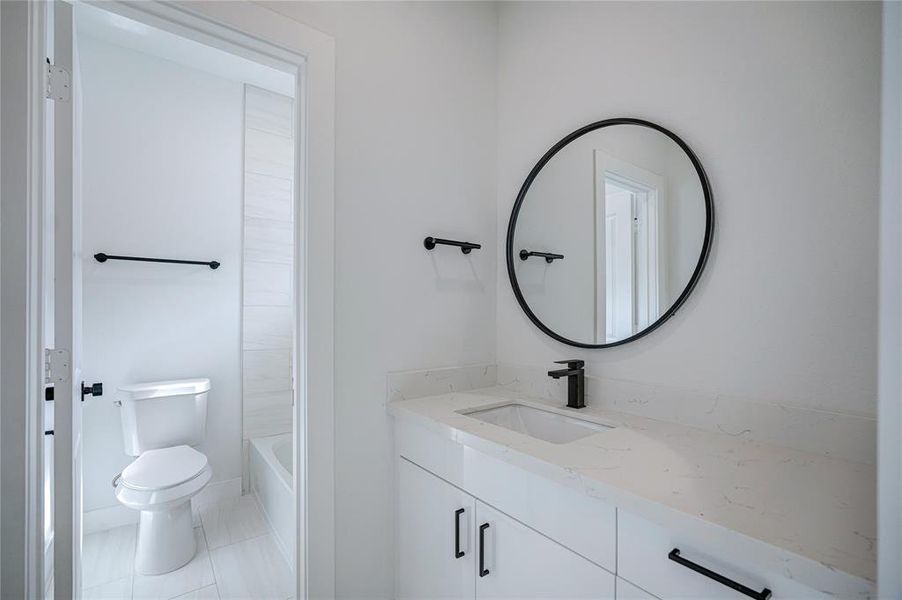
[389,387,876,597]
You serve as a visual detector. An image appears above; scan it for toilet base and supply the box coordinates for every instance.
[135,501,196,575]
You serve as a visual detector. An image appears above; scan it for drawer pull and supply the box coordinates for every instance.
[479,523,490,577]
[668,548,772,600]
[454,508,465,559]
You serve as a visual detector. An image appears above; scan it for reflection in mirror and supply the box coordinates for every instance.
[510,121,711,347]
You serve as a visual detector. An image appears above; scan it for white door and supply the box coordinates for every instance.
[398,459,476,599]
[603,180,635,342]
[595,151,663,343]
[50,1,84,597]
[474,501,614,600]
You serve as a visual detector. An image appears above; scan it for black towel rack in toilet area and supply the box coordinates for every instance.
[94,253,220,270]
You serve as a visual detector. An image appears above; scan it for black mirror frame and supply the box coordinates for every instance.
[505,117,715,349]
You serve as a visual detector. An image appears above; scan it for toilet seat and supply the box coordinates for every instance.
[122,445,208,490]
[115,445,212,511]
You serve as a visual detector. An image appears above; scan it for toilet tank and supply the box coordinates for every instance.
[118,378,210,456]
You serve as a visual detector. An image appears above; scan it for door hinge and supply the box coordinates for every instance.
[45,62,71,102]
[45,349,71,384]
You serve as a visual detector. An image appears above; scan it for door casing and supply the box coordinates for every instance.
[5,2,336,597]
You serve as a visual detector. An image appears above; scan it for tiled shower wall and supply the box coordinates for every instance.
[242,85,295,463]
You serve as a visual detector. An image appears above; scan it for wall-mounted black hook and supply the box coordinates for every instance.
[424,237,481,255]
[520,249,564,263]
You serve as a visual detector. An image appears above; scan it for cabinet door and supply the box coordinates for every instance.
[399,459,476,599]
[475,501,614,599]
[616,578,659,599]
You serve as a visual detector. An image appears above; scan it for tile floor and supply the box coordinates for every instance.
[82,495,294,600]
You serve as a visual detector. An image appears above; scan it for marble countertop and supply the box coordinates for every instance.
[389,386,876,596]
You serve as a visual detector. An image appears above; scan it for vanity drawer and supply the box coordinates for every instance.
[618,511,828,600]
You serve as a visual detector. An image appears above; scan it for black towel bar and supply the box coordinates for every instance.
[94,253,220,269]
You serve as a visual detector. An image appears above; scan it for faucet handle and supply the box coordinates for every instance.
[554,359,584,369]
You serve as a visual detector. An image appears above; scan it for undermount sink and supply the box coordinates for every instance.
[461,403,612,444]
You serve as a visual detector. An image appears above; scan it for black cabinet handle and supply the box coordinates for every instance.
[668,549,772,600]
[479,523,490,577]
[454,509,465,559]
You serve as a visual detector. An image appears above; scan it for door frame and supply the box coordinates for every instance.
[0,1,52,597]
[4,2,336,597]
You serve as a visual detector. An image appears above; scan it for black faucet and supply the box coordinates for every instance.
[547,360,585,409]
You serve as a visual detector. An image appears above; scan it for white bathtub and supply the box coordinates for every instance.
[249,433,294,566]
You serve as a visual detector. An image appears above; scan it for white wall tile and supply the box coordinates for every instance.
[243,350,292,395]
[242,84,295,454]
[244,217,293,264]
[243,306,293,350]
[245,85,293,138]
[245,173,292,222]
[243,261,291,307]
[244,399,293,439]
[245,128,293,179]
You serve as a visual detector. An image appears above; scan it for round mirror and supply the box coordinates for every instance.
[506,118,714,348]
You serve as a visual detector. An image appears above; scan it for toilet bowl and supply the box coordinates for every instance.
[115,445,212,575]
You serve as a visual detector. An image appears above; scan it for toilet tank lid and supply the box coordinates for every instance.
[117,378,210,401]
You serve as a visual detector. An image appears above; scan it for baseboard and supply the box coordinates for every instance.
[249,490,293,571]
[192,477,243,526]
[193,476,242,509]
[83,504,137,534]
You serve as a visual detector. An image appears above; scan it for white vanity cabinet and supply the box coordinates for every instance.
[398,458,475,599]
[394,414,865,600]
[476,501,614,599]
[399,459,615,599]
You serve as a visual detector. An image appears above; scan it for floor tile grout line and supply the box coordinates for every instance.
[200,519,222,598]
[130,523,137,600]
[208,527,273,553]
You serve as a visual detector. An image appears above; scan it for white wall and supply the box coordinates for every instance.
[259,3,499,597]
[496,1,881,416]
[79,36,244,511]
[879,1,902,596]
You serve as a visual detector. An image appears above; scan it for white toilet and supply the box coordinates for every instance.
[114,378,213,575]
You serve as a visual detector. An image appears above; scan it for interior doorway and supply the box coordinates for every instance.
[31,2,336,598]
[596,151,662,343]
